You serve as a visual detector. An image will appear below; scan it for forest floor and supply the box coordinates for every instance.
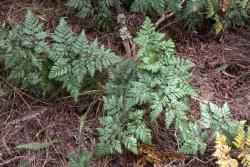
[0,0,249,167]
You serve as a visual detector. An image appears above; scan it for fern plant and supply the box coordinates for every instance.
[67,151,93,167]
[16,140,58,151]
[220,0,250,31]
[65,0,183,31]
[66,0,115,32]
[97,17,243,156]
[0,27,8,54]
[179,0,250,32]
[2,10,118,100]
[233,121,250,167]
[179,102,240,155]
[66,0,249,32]
[48,18,118,100]
[3,10,51,92]
[97,59,152,155]
[130,0,166,15]
[199,102,239,141]
[97,17,197,155]
[179,0,209,31]
[213,121,250,167]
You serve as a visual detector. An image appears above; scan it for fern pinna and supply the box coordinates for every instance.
[48,18,118,100]
[4,10,50,91]
[97,18,197,155]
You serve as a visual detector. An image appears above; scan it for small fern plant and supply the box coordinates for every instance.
[213,121,250,167]
[3,10,118,100]
[97,17,197,155]
[205,0,250,34]
[177,0,207,31]
[67,151,93,167]
[48,18,118,100]
[130,0,168,15]
[66,0,114,32]
[65,0,182,31]
[179,102,240,155]
[179,0,250,32]
[3,10,50,91]
[0,27,8,54]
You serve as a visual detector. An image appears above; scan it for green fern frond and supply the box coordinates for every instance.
[67,151,92,167]
[66,0,94,18]
[200,102,239,142]
[16,140,58,151]
[122,136,138,154]
[99,18,196,155]
[49,18,117,100]
[102,0,116,7]
[179,123,207,155]
[130,0,151,13]
[66,0,114,32]
[92,6,114,32]
[206,0,219,18]
[130,0,166,15]
[4,10,49,92]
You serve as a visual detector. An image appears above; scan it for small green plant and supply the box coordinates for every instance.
[48,18,118,100]
[66,0,249,32]
[97,18,242,156]
[179,102,240,155]
[199,102,239,141]
[2,11,118,100]
[3,10,50,92]
[179,0,250,32]
[67,151,93,167]
[65,0,181,32]
[130,0,165,14]
[208,0,250,33]
[0,27,8,54]
[66,0,115,32]
[97,17,197,155]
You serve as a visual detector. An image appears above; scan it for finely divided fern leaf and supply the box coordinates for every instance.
[98,17,196,155]
[49,18,118,100]
[67,151,92,167]
[4,10,49,91]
